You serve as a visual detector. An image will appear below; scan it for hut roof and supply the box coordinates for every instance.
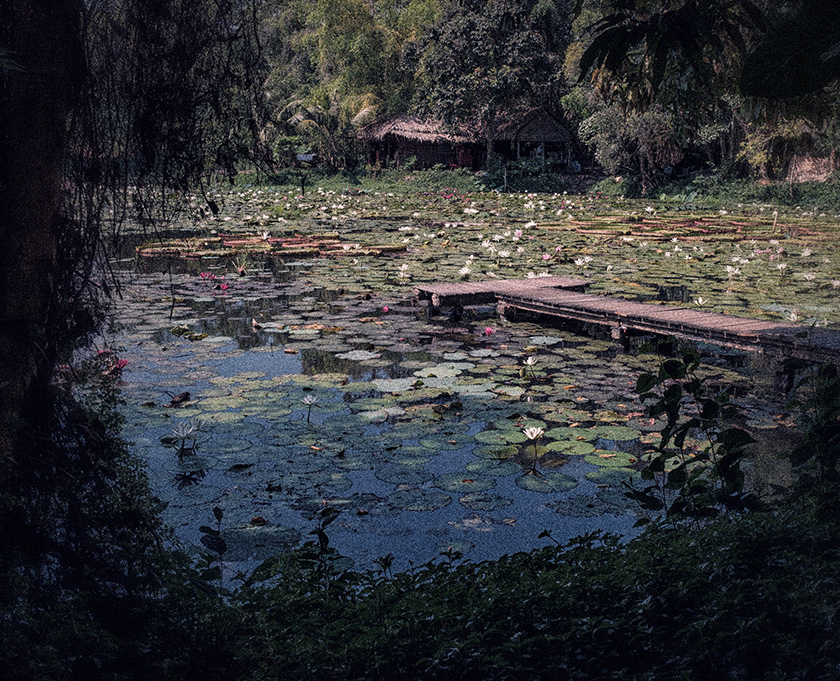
[494,108,572,143]
[359,116,478,144]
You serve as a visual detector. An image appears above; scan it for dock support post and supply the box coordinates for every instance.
[497,302,514,321]
[610,324,629,351]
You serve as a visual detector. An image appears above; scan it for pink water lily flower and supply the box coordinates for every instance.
[484,326,495,336]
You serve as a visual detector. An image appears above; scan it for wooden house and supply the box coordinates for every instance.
[359,116,482,169]
[492,108,574,166]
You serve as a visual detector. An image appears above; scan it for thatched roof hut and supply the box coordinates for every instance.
[359,116,482,169]
[360,116,477,144]
[492,108,573,164]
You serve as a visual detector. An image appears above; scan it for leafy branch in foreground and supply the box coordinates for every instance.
[627,346,757,525]
[786,362,840,513]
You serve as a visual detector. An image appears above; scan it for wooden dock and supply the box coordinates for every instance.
[414,276,590,309]
[415,277,840,364]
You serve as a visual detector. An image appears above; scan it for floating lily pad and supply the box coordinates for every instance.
[434,473,496,493]
[544,439,596,456]
[493,385,526,398]
[589,425,642,443]
[212,438,254,454]
[414,365,463,379]
[360,406,405,423]
[473,444,518,460]
[386,488,452,511]
[528,335,562,346]
[515,472,578,493]
[584,468,635,485]
[458,492,514,511]
[336,349,381,361]
[584,451,637,468]
[372,377,421,393]
[474,429,527,445]
[469,348,497,358]
[545,426,595,441]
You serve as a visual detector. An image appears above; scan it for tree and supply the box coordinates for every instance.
[1,0,264,675]
[569,0,766,183]
[417,0,572,156]
[741,1,840,98]
[0,0,84,500]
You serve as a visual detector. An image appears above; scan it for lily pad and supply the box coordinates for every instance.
[386,488,452,512]
[336,349,381,360]
[374,464,434,485]
[474,429,527,445]
[473,444,518,460]
[584,451,638,468]
[545,426,596,441]
[584,468,635,485]
[458,492,514,511]
[515,472,578,493]
[414,365,463,379]
[589,425,642,443]
[544,439,596,456]
[434,473,496,493]
[528,335,563,346]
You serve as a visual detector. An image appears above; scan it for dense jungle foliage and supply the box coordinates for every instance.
[252,0,840,193]
[2,0,840,679]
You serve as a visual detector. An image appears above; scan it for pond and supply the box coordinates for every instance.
[109,186,835,571]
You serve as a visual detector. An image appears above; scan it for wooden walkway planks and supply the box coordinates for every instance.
[414,276,840,363]
[499,288,840,362]
[414,276,590,309]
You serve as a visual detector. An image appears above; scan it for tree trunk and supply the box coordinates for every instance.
[0,0,84,469]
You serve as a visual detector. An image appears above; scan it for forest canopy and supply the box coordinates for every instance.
[251,0,840,189]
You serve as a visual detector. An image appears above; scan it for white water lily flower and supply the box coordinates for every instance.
[523,427,544,443]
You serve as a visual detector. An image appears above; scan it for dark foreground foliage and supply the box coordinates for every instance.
[230,505,840,681]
